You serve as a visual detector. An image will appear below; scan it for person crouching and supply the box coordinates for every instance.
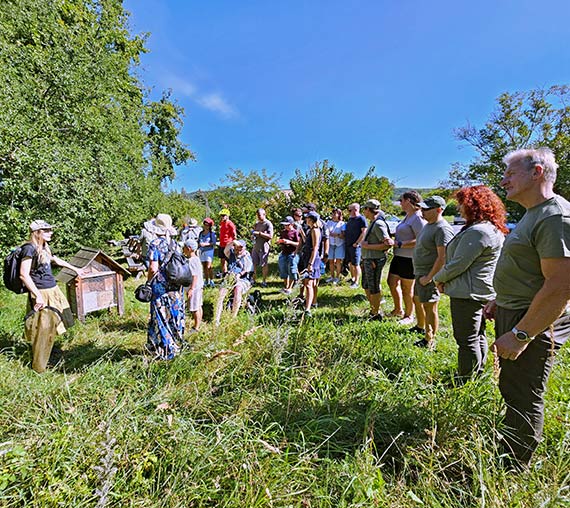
[214,240,254,325]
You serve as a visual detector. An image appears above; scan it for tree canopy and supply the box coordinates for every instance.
[0,0,193,254]
[446,85,570,218]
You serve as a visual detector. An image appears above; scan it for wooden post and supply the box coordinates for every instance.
[75,276,85,323]
[116,273,124,316]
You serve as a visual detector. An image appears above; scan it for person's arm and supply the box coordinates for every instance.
[419,246,446,286]
[224,244,233,259]
[433,232,484,284]
[354,226,367,247]
[492,257,570,360]
[309,229,320,265]
[19,258,45,311]
[52,255,85,276]
[187,274,198,299]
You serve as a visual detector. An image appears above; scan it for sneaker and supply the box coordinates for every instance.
[399,316,414,326]
[414,338,435,350]
[261,281,268,288]
[303,309,312,317]
[409,325,425,335]
[311,302,319,308]
[369,313,384,322]
[280,288,291,295]
[332,278,340,284]
[209,280,216,288]
[349,283,360,289]
[325,276,334,283]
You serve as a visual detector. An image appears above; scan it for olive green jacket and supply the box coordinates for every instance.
[433,222,504,302]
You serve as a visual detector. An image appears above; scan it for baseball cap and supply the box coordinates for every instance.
[362,199,381,210]
[306,211,320,222]
[280,216,295,225]
[419,196,447,209]
[29,220,55,232]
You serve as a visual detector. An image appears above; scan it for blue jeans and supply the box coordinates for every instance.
[278,253,298,280]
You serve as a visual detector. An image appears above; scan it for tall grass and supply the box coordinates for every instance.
[0,270,569,507]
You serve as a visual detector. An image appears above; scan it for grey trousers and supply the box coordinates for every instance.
[496,306,570,464]
[450,298,488,378]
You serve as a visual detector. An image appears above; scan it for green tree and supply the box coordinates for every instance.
[288,160,394,218]
[0,0,193,255]
[446,85,570,218]
[207,169,282,238]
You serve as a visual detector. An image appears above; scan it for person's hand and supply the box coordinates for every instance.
[33,294,46,312]
[483,300,497,320]
[384,238,395,247]
[436,282,445,293]
[419,275,431,286]
[491,331,529,361]
[360,241,369,248]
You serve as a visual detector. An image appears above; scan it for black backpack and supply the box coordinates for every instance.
[3,244,29,294]
[162,241,193,288]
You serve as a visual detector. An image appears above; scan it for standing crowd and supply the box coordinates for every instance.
[14,147,570,469]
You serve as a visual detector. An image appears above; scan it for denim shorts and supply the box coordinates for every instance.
[328,243,345,260]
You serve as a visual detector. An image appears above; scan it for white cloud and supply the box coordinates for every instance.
[163,74,237,119]
[196,93,237,118]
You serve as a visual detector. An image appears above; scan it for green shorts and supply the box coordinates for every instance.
[414,277,440,303]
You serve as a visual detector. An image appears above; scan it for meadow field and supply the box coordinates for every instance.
[1,269,569,507]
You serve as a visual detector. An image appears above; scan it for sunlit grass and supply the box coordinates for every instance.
[1,267,569,507]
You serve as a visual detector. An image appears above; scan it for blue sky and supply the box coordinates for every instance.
[124,0,570,192]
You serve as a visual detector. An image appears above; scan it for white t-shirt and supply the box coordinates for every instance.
[326,220,346,247]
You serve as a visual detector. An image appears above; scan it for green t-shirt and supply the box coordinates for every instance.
[412,219,455,276]
[494,195,570,310]
[361,216,390,260]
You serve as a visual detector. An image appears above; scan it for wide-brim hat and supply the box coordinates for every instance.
[144,213,177,236]
[188,218,198,227]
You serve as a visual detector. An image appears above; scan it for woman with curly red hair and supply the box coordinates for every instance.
[434,185,508,380]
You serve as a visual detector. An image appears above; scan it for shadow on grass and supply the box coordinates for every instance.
[60,342,142,372]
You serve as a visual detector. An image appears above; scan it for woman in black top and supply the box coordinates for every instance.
[19,220,83,372]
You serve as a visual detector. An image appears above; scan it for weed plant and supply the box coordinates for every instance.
[0,267,569,507]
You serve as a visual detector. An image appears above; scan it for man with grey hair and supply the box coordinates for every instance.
[485,146,570,468]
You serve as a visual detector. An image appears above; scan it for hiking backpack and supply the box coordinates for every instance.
[3,245,28,294]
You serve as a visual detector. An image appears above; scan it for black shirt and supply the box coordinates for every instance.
[20,243,57,289]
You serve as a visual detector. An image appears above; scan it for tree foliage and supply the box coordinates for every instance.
[287,160,394,219]
[0,0,194,254]
[446,85,570,218]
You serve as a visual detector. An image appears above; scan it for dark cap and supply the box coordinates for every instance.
[280,216,295,225]
[306,211,319,222]
[304,203,317,211]
[419,196,446,209]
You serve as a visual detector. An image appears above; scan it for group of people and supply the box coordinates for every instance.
[15,147,570,469]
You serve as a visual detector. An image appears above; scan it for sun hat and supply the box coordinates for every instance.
[153,213,177,236]
[219,208,230,216]
[234,239,247,248]
[29,220,55,232]
[419,196,446,209]
[188,218,198,227]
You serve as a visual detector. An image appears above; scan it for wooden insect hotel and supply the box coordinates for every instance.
[56,247,129,322]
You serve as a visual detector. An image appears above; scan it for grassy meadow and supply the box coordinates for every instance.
[1,263,569,507]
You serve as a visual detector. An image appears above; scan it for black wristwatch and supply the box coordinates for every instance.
[512,326,534,343]
[397,241,402,248]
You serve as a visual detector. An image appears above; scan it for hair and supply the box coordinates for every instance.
[503,147,558,183]
[348,203,360,212]
[455,185,508,234]
[291,207,303,217]
[257,208,265,216]
[27,230,52,264]
[400,190,422,208]
[332,207,343,219]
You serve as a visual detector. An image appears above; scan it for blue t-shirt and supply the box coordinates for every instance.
[344,215,367,245]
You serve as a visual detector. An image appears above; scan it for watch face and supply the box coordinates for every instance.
[514,330,530,342]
